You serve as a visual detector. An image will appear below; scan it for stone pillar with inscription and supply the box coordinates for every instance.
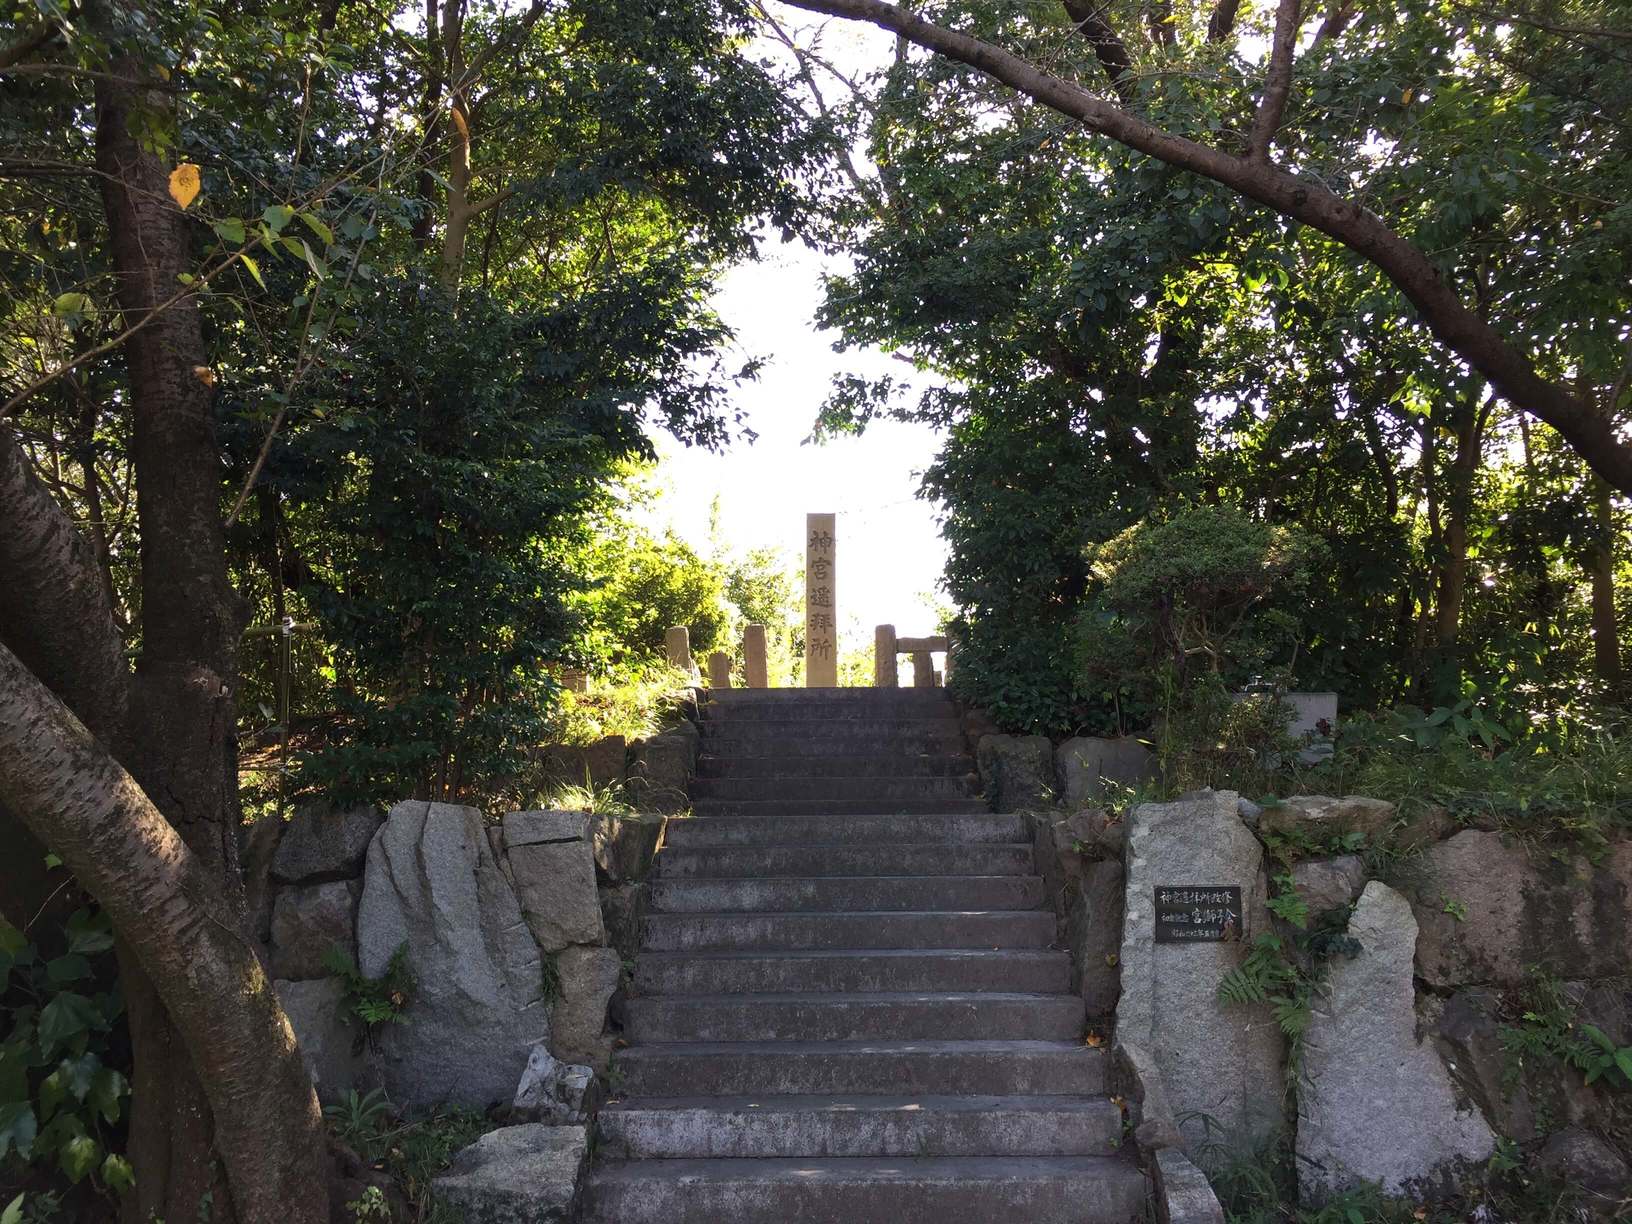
[804,513,837,687]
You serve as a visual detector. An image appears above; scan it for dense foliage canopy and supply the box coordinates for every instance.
[800,0,1630,732]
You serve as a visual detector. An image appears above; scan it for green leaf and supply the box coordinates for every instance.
[38,1068,66,1121]
[1582,1024,1615,1052]
[47,953,92,985]
[0,1102,36,1160]
[1,1193,22,1224]
[51,292,92,321]
[59,1133,100,1183]
[262,204,295,233]
[88,1066,127,1124]
[36,992,101,1059]
[241,253,266,290]
[65,916,113,957]
[300,239,327,279]
[59,1052,99,1101]
[1616,1049,1632,1083]
[298,211,334,246]
[101,1153,135,1195]
[212,217,246,244]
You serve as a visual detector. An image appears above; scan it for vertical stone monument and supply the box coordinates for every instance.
[663,626,693,676]
[743,624,769,688]
[804,513,837,687]
[874,624,898,688]
[706,651,732,689]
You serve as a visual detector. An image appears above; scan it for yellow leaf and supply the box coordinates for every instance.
[168,163,201,210]
[192,366,216,388]
[1083,1033,1104,1048]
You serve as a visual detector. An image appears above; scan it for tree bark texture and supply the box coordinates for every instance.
[86,38,329,1223]
[0,643,327,1224]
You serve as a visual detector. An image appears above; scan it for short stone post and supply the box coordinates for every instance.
[559,667,587,693]
[663,626,693,675]
[743,624,769,688]
[707,651,732,689]
[911,649,936,688]
[874,624,898,688]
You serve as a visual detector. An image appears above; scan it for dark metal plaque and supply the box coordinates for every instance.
[1154,885,1243,943]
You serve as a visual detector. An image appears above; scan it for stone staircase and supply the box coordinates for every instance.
[581,687,1146,1222]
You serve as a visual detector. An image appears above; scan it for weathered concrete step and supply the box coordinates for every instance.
[625,991,1085,1042]
[663,812,1022,848]
[597,1094,1123,1159]
[633,949,1071,995]
[657,842,1034,879]
[701,727,967,755]
[703,698,958,722]
[648,875,1044,914]
[695,753,973,779]
[581,1155,1148,1223]
[688,774,977,802]
[690,798,991,818]
[705,687,954,705]
[641,909,1056,951]
[614,1040,1109,1097]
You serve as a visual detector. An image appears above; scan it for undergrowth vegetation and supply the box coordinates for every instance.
[1200,1126,1591,1224]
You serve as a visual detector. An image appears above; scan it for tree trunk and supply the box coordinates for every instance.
[92,40,329,1224]
[0,643,328,1224]
[0,425,131,929]
[1589,478,1623,693]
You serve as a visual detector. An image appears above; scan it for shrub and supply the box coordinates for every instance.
[1082,504,1323,690]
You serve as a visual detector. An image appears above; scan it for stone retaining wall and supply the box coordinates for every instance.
[246,710,695,1118]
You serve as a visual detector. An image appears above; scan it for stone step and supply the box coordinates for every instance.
[689,798,991,818]
[704,688,954,705]
[641,909,1056,952]
[648,875,1045,914]
[663,812,1021,848]
[695,753,974,779]
[700,727,968,756]
[657,842,1035,879]
[580,1156,1147,1224]
[596,1094,1124,1159]
[689,775,977,803]
[634,949,1071,996]
[614,1040,1109,1097]
[625,991,1085,1042]
[703,698,958,722]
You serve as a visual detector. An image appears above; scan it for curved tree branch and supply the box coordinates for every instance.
[1207,0,1243,43]
[1247,0,1301,161]
[778,0,1632,495]
[1061,0,1135,102]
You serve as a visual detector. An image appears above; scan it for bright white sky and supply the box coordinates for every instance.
[641,11,952,640]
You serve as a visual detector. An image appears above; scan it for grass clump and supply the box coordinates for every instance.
[1300,703,1632,856]
[545,662,693,746]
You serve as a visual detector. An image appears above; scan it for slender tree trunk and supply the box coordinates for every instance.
[1425,394,1490,699]
[1589,478,1623,693]
[93,41,328,1224]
